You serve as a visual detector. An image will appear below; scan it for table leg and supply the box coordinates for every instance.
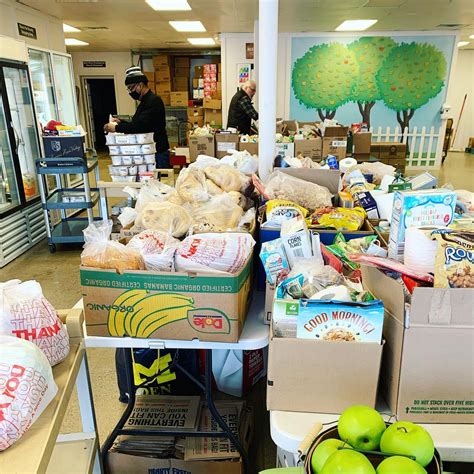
[204,350,250,473]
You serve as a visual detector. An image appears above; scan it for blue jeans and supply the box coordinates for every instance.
[155,150,171,169]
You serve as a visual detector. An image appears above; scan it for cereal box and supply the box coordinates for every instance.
[295,299,384,343]
[388,189,457,261]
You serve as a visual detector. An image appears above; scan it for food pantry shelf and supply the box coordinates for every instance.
[45,190,99,209]
[0,343,99,474]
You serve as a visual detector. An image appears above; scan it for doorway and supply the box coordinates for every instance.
[82,77,117,152]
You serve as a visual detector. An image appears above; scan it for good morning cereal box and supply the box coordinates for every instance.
[295,299,384,343]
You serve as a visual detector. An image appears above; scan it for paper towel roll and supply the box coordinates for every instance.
[310,285,352,302]
[404,226,439,274]
[339,157,357,173]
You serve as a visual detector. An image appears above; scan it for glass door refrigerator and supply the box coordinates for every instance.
[0,59,45,267]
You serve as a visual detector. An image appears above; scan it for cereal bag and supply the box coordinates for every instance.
[432,230,474,288]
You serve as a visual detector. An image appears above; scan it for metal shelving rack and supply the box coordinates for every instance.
[35,154,101,253]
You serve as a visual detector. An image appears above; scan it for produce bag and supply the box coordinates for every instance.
[0,336,58,450]
[0,280,69,366]
[81,220,145,272]
[126,230,178,272]
[265,170,332,210]
[134,202,192,238]
[175,233,255,274]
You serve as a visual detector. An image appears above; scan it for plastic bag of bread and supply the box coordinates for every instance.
[206,179,224,196]
[134,202,192,238]
[189,194,244,233]
[127,230,178,271]
[265,170,332,210]
[227,190,254,211]
[0,335,58,451]
[175,168,209,203]
[0,280,69,366]
[204,165,241,192]
[175,233,255,274]
[135,179,174,212]
[81,220,145,272]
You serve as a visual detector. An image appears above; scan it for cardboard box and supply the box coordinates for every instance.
[170,91,188,107]
[189,116,204,127]
[324,126,348,138]
[187,106,204,119]
[80,256,252,343]
[322,137,347,160]
[189,135,215,162]
[204,97,221,110]
[275,142,295,157]
[267,320,383,413]
[175,66,190,77]
[280,120,297,135]
[215,132,239,159]
[211,89,222,100]
[192,78,199,88]
[152,55,169,68]
[173,76,189,91]
[175,56,190,67]
[376,142,407,161]
[147,81,155,94]
[204,63,217,73]
[154,66,171,82]
[194,65,204,77]
[204,109,222,127]
[362,265,474,423]
[265,282,276,325]
[143,71,155,83]
[155,80,172,95]
[239,141,258,155]
[160,92,170,106]
[353,132,372,155]
[293,137,322,160]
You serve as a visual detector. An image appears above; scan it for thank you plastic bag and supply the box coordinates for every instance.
[0,280,70,366]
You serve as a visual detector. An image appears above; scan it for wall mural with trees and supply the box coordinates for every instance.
[290,35,455,133]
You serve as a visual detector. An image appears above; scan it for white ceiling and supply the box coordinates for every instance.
[17,0,474,51]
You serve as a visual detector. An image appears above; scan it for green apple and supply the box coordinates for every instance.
[337,405,386,451]
[321,449,375,474]
[311,439,347,473]
[379,421,434,467]
[376,456,427,474]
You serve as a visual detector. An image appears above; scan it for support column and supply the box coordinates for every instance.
[258,0,279,180]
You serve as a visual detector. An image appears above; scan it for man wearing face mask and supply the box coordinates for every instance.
[104,67,170,168]
[227,80,258,135]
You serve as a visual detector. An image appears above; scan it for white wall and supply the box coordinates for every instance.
[0,0,65,52]
[446,49,474,150]
[70,51,136,126]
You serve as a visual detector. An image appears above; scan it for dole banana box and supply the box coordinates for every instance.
[80,258,252,342]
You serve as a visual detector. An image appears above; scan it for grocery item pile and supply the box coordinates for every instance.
[106,132,157,182]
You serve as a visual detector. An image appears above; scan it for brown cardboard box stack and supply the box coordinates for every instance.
[152,55,171,105]
[322,126,348,161]
[187,106,204,128]
[215,131,239,158]
[370,142,407,172]
[203,97,222,128]
[172,57,190,104]
[352,132,372,161]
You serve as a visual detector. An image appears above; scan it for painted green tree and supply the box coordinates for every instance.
[292,43,358,121]
[348,36,397,128]
[376,42,447,131]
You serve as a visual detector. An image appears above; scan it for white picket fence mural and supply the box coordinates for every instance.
[369,125,445,168]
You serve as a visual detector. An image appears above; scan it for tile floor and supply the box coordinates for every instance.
[0,151,472,473]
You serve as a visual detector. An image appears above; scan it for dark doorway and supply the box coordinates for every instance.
[86,78,117,151]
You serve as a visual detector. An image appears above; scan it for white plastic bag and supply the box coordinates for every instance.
[175,233,255,274]
[126,230,178,271]
[0,280,70,366]
[175,168,209,203]
[135,179,175,212]
[117,207,138,228]
[221,150,258,175]
[0,335,58,450]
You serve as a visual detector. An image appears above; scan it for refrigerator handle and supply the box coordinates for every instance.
[10,121,21,151]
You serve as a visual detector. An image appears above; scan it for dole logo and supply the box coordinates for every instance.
[187,308,230,334]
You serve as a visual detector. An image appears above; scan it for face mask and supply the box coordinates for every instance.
[129,86,141,100]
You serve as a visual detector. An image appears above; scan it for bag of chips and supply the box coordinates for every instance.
[431,229,474,288]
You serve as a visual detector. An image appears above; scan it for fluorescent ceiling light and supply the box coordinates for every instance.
[469,34,474,39]
[457,41,470,47]
[169,21,205,32]
[63,23,80,33]
[335,19,378,31]
[65,38,89,46]
[146,0,191,10]
[188,37,215,45]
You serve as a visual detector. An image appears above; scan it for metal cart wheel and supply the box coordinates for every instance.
[49,244,57,254]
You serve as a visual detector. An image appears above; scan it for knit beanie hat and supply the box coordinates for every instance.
[124,66,148,86]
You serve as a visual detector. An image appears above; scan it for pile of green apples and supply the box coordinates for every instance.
[311,405,435,474]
